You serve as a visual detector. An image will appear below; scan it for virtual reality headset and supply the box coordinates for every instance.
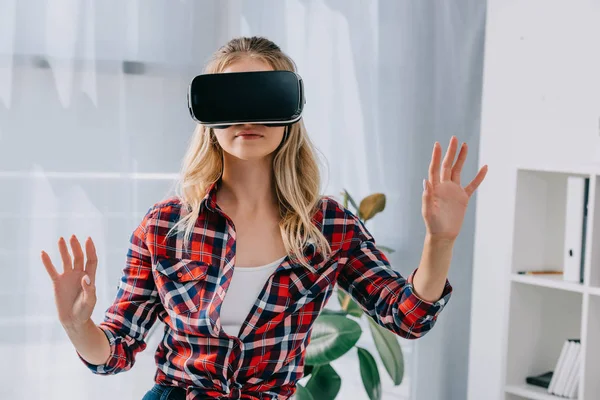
[187,70,305,129]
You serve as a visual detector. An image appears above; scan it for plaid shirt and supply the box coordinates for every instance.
[78,181,452,399]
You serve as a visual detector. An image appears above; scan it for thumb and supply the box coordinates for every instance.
[422,179,431,199]
[422,179,433,209]
[81,275,95,299]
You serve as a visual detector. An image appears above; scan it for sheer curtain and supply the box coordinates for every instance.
[0,1,486,399]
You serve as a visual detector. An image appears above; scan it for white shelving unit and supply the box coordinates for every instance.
[502,165,600,399]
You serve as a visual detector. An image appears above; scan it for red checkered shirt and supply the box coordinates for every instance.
[78,181,452,399]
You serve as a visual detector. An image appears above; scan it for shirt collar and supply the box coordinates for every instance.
[200,180,220,213]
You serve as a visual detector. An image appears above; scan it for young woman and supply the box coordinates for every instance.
[41,37,488,400]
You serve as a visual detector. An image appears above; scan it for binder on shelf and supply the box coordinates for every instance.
[547,338,581,398]
[564,341,581,398]
[548,340,569,393]
[557,340,576,395]
[563,177,589,283]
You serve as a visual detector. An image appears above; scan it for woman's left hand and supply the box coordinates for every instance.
[422,136,488,241]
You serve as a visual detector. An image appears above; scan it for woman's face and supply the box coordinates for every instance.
[212,57,286,161]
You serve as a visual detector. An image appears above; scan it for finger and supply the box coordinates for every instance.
[451,142,468,184]
[40,251,60,282]
[441,136,458,182]
[71,235,85,272]
[428,142,441,185]
[422,180,435,227]
[465,165,489,197]
[422,179,433,209]
[81,274,96,305]
[58,237,73,273]
[85,237,98,285]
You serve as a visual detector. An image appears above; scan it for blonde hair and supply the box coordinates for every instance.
[167,36,331,268]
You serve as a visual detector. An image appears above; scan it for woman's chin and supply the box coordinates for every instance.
[226,149,277,161]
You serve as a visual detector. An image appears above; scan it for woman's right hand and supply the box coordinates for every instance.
[41,235,98,331]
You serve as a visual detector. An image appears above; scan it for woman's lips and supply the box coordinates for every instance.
[236,131,263,139]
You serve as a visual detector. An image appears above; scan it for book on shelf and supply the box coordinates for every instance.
[545,338,581,398]
[525,371,553,388]
[563,176,589,283]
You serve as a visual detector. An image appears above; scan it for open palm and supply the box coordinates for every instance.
[422,136,488,241]
[41,235,98,329]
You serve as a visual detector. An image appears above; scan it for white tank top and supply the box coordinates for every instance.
[220,255,287,337]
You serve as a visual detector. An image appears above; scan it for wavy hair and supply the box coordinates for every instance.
[167,36,331,268]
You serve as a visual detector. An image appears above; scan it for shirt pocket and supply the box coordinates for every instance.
[153,256,211,315]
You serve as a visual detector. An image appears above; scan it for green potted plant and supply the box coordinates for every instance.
[296,190,404,400]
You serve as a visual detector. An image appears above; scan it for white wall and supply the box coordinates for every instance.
[468,1,600,398]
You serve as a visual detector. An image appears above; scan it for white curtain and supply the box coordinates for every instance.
[0,1,486,399]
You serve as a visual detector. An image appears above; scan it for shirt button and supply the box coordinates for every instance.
[177,272,183,278]
[257,307,263,313]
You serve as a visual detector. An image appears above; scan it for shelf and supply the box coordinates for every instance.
[510,170,574,277]
[588,286,600,297]
[505,168,599,399]
[515,163,598,177]
[505,285,582,393]
[505,384,572,400]
[583,296,600,397]
[588,175,600,287]
[510,273,585,293]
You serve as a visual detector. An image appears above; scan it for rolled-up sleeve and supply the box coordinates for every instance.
[77,207,163,374]
[337,215,452,339]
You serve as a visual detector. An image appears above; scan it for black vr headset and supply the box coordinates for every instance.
[187,70,305,129]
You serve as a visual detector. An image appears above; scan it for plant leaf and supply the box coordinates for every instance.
[341,190,349,209]
[320,308,349,317]
[342,188,360,213]
[368,318,404,385]
[337,288,348,308]
[305,315,362,366]
[304,364,314,376]
[377,245,396,254]
[359,193,386,221]
[305,364,341,400]
[337,289,363,318]
[357,347,382,400]
[295,384,315,400]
